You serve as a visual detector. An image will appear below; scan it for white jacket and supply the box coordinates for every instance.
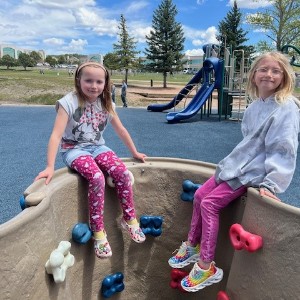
[215,95,300,194]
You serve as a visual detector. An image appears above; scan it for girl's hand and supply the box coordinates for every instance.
[259,188,280,201]
[34,166,55,185]
[133,152,147,163]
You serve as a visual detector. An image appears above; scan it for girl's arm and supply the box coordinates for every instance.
[110,113,146,162]
[261,107,299,194]
[35,106,69,184]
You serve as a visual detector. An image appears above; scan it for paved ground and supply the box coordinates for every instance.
[0,105,299,224]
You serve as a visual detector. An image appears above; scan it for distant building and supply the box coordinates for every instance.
[0,44,45,60]
[183,55,203,72]
[139,54,204,72]
[86,54,103,64]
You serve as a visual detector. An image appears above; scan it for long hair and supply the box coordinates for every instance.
[74,62,115,114]
[246,51,295,104]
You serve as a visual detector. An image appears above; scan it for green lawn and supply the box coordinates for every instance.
[0,67,299,105]
[0,67,193,104]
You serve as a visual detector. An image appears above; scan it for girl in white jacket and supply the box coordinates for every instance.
[168,51,300,292]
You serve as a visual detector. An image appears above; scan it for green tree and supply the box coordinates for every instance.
[113,14,139,83]
[247,0,300,51]
[103,52,119,74]
[0,54,17,69]
[30,51,42,65]
[255,40,275,53]
[18,52,34,70]
[45,56,57,67]
[57,55,66,65]
[217,0,253,61]
[145,0,185,88]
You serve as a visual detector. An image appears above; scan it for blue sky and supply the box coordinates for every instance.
[0,0,273,57]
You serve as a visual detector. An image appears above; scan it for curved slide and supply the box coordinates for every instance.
[147,68,203,112]
[166,82,215,123]
[281,44,300,67]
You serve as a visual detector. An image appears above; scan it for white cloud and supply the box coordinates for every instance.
[184,26,219,48]
[74,7,119,36]
[230,0,273,9]
[43,38,65,46]
[0,3,77,44]
[62,39,88,52]
[253,28,269,33]
[0,0,152,54]
[185,49,204,56]
[0,0,269,56]
[23,0,96,9]
[125,1,149,14]
[128,21,152,43]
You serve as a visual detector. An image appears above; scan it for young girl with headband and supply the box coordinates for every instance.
[35,62,146,258]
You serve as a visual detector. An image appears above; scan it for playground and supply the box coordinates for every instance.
[0,45,300,300]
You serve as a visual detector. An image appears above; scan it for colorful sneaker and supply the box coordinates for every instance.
[181,261,223,292]
[121,218,146,243]
[94,238,112,258]
[168,242,200,268]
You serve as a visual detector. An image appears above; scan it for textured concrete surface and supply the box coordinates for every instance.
[0,158,240,300]
[1,158,299,299]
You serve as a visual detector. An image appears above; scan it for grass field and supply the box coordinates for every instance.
[0,67,192,105]
[0,66,299,105]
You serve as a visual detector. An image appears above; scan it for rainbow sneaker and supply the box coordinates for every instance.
[168,241,200,268]
[181,261,223,292]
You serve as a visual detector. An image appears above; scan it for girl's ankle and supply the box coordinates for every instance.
[187,241,197,248]
[94,230,106,240]
[126,218,138,226]
[198,260,211,270]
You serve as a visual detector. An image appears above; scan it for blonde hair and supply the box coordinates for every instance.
[246,51,295,104]
[74,62,114,114]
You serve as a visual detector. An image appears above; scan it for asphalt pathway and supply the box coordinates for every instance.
[0,105,299,224]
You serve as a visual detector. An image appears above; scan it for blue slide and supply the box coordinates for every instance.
[166,82,215,123]
[147,68,204,112]
[166,57,224,123]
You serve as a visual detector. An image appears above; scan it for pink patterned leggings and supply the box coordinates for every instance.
[188,176,247,262]
[71,151,136,232]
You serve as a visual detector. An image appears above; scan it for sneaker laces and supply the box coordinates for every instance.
[172,241,187,255]
[190,263,202,279]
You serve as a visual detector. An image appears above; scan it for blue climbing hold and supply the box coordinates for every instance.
[181,180,202,202]
[181,191,195,202]
[182,180,202,192]
[101,272,125,298]
[19,195,26,210]
[140,215,163,237]
[72,223,92,244]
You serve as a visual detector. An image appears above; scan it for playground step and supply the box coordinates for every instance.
[230,96,247,120]
[228,90,246,96]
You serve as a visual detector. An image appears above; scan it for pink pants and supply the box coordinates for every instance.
[188,176,246,262]
[71,151,136,232]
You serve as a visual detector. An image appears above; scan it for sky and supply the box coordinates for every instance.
[0,0,273,57]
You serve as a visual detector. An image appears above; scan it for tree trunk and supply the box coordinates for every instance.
[125,69,129,84]
[163,72,167,88]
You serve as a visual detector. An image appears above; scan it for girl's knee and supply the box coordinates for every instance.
[194,189,204,204]
[115,169,131,185]
[109,164,130,182]
[200,198,219,215]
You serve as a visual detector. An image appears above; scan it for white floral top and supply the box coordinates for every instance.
[56,92,114,151]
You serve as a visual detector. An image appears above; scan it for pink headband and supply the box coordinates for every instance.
[76,62,107,74]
